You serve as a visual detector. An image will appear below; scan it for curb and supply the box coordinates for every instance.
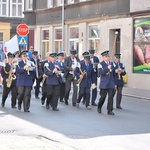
[123,93,150,100]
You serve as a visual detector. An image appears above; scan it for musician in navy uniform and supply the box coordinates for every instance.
[44,53,62,111]
[1,52,17,108]
[39,52,49,105]
[89,49,100,106]
[55,52,66,102]
[30,51,41,99]
[64,49,80,106]
[113,53,126,109]
[97,50,116,115]
[16,51,35,112]
[75,54,94,109]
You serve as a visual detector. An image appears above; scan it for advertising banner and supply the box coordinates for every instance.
[133,18,150,73]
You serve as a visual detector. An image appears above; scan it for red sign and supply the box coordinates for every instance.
[16,24,29,36]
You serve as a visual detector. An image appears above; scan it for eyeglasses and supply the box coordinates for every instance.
[23,55,27,57]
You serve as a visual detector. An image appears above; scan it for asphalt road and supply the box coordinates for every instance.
[0,88,150,150]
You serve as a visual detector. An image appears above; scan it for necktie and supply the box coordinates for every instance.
[86,64,89,70]
[72,60,74,65]
[35,59,39,78]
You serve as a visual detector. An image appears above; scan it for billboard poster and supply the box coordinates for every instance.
[133,18,150,73]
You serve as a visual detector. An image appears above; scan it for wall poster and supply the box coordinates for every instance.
[133,18,150,73]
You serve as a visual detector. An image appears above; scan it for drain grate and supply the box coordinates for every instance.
[0,130,17,134]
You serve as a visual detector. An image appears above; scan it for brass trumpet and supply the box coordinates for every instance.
[76,68,86,87]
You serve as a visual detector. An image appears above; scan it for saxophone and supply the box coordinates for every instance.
[7,61,16,88]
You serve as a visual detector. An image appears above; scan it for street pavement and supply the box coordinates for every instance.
[0,85,150,150]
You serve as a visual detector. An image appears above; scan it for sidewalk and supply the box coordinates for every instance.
[123,86,150,100]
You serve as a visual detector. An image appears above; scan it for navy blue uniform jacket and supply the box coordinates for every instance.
[44,61,62,85]
[99,61,116,89]
[16,60,35,86]
[74,61,94,87]
[113,62,126,86]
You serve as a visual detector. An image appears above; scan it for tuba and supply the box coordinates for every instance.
[7,61,16,88]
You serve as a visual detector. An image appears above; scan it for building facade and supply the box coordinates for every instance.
[0,0,35,51]
[24,0,150,90]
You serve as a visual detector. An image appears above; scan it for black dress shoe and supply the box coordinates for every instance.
[24,110,30,112]
[72,103,76,107]
[65,100,68,105]
[117,106,122,109]
[41,100,45,105]
[82,100,85,105]
[97,107,101,113]
[1,102,5,107]
[46,105,50,109]
[12,106,17,109]
[35,96,40,99]
[107,111,115,115]
[18,105,21,110]
[53,108,59,111]
[92,102,97,106]
[60,100,64,102]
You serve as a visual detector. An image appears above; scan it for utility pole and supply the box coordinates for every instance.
[62,0,65,52]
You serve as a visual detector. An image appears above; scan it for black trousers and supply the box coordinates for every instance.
[17,86,32,111]
[59,83,65,101]
[41,81,47,103]
[114,86,123,107]
[91,87,97,103]
[77,87,90,107]
[64,74,77,104]
[46,84,60,109]
[34,78,41,97]
[2,84,17,107]
[98,88,114,112]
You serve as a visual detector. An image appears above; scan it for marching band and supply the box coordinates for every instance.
[0,49,126,115]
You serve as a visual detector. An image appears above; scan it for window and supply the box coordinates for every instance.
[68,0,74,4]
[41,29,49,58]
[0,0,8,16]
[55,28,62,53]
[10,0,24,17]
[88,25,100,54]
[53,0,63,7]
[80,0,86,2]
[0,33,3,43]
[47,0,53,8]
[69,26,79,53]
[25,0,33,10]
[70,27,79,39]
